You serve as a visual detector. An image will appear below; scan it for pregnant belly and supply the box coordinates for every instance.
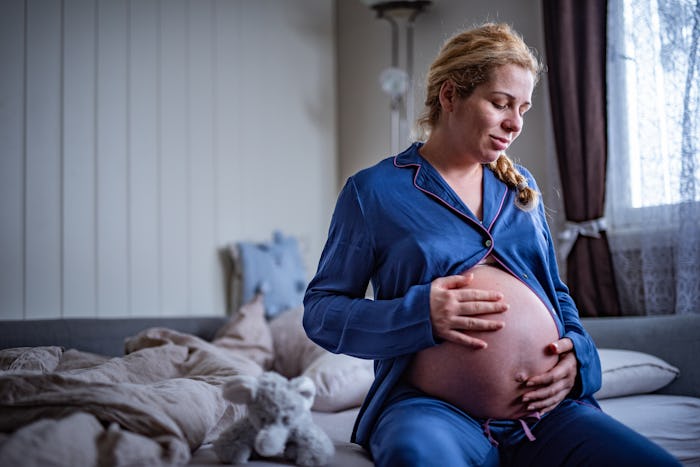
[407,263,560,419]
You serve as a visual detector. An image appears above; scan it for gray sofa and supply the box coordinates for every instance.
[1,313,699,466]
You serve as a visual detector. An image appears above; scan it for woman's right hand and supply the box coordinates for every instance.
[429,273,508,349]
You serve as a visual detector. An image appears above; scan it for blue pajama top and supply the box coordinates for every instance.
[303,142,602,448]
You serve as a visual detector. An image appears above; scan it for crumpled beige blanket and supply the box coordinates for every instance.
[0,328,263,467]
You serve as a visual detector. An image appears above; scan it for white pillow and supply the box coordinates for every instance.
[303,352,374,413]
[269,307,374,412]
[595,348,680,399]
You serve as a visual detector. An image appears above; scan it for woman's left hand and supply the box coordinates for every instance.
[521,337,577,414]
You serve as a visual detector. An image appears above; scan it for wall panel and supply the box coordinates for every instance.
[213,0,243,244]
[63,0,97,317]
[96,0,129,317]
[237,1,286,242]
[0,0,337,320]
[24,0,62,319]
[128,0,160,315]
[159,0,190,316]
[187,0,218,315]
[0,0,26,320]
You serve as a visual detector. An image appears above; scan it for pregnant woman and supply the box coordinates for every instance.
[304,23,679,467]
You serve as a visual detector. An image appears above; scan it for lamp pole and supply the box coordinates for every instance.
[362,1,432,154]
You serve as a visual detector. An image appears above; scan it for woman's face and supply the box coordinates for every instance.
[443,64,534,164]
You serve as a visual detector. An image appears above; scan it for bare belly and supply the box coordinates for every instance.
[407,263,560,419]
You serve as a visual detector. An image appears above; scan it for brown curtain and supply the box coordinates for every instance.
[542,0,621,317]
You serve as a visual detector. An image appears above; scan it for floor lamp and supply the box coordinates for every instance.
[361,0,432,154]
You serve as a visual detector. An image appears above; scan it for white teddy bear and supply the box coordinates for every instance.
[213,371,335,466]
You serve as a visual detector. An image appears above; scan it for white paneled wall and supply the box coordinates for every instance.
[0,0,337,320]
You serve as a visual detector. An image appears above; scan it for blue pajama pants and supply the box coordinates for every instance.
[369,384,681,467]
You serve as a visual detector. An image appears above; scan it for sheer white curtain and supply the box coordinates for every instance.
[606,0,700,315]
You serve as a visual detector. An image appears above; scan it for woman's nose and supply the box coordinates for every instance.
[502,113,523,133]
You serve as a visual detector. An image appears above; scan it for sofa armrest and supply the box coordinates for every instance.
[582,315,700,398]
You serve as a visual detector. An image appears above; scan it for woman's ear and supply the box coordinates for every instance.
[438,79,456,112]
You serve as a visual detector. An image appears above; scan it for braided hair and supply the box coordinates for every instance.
[488,154,539,211]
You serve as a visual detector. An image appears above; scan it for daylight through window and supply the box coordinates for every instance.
[607,0,699,216]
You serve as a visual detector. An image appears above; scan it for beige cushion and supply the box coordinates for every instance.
[213,294,275,370]
[268,306,326,378]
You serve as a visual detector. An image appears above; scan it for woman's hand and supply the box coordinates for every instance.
[521,338,577,414]
[429,272,508,349]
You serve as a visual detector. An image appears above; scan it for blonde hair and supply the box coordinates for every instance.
[417,23,543,211]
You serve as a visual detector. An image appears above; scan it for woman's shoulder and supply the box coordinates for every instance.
[351,143,423,187]
[513,163,540,190]
[513,162,534,178]
[350,155,405,188]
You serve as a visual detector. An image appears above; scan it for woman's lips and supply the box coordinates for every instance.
[491,135,510,151]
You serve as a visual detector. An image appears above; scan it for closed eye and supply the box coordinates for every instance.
[490,91,532,116]
[494,101,531,117]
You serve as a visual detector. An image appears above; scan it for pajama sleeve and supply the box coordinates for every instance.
[303,177,435,359]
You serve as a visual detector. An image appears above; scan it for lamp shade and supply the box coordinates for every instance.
[360,0,433,6]
[360,1,433,20]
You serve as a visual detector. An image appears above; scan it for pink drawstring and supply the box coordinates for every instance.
[482,412,541,446]
[518,418,537,441]
[519,411,542,442]
[482,418,499,447]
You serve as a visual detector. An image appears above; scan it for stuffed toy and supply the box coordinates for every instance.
[213,371,335,466]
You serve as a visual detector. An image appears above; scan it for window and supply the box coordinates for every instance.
[607,0,699,226]
[606,0,700,315]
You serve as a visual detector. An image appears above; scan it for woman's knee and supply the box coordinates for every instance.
[373,424,496,467]
[373,432,440,467]
[524,401,681,467]
[370,401,497,467]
